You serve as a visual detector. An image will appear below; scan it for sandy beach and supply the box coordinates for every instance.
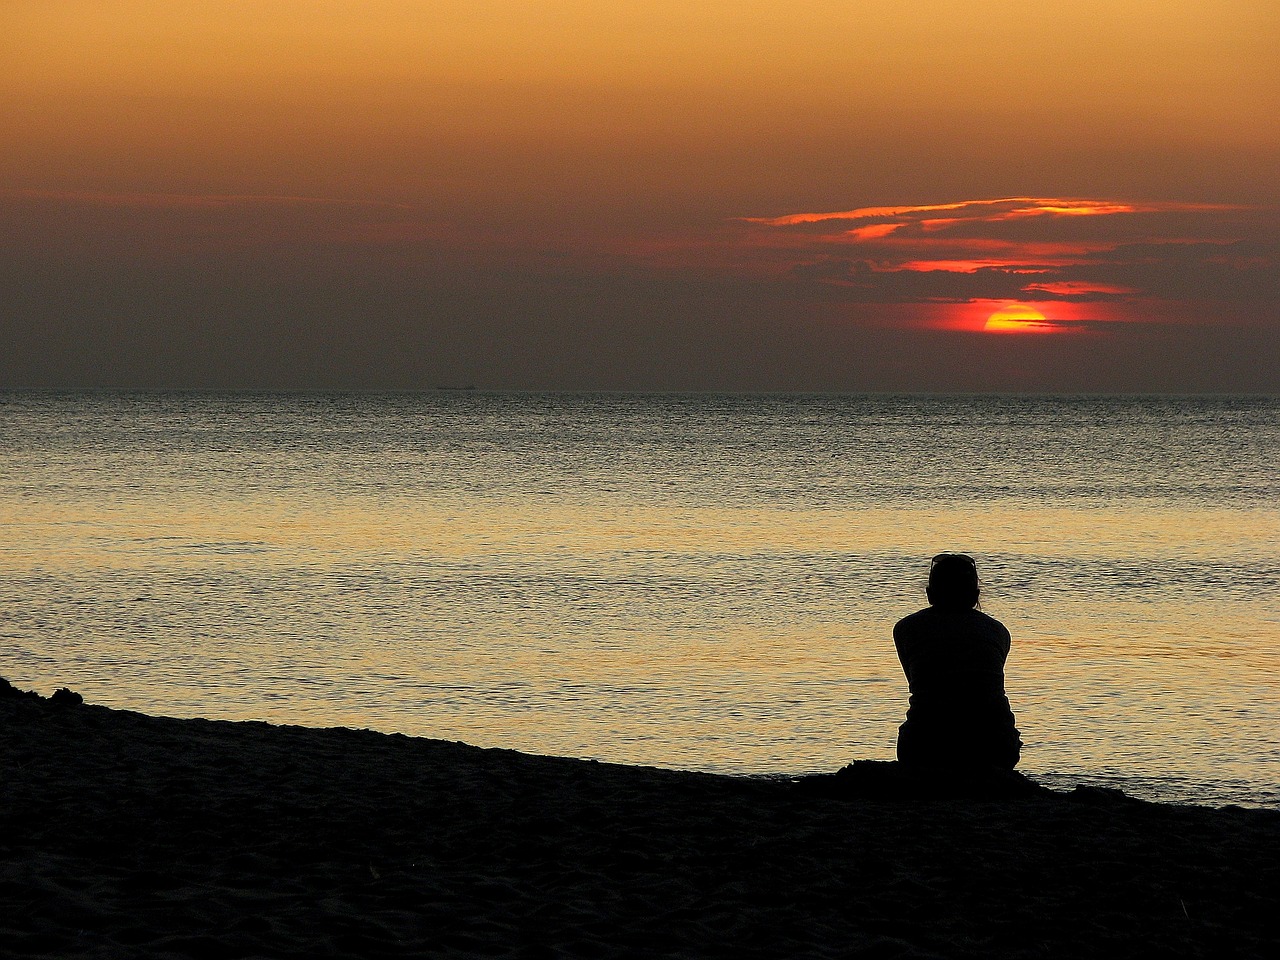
[3,680,1277,959]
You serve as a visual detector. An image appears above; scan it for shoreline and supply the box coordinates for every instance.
[4,682,1279,958]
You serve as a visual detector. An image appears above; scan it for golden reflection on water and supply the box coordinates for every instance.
[4,488,1278,803]
[10,493,1274,559]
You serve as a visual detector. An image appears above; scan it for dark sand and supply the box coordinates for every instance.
[3,682,1277,958]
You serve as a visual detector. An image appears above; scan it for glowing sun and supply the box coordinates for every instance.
[983,304,1052,333]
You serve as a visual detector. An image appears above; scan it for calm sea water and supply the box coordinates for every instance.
[2,392,1277,808]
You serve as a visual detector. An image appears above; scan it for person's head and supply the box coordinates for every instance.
[926,553,980,610]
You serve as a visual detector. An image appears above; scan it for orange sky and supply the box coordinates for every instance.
[2,2,1277,389]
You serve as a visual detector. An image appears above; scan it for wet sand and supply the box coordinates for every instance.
[3,681,1277,958]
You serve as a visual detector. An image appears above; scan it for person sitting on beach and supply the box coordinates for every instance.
[893,553,1022,770]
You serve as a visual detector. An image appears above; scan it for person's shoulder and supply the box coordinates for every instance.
[895,607,934,627]
[972,609,1011,639]
[893,608,935,637]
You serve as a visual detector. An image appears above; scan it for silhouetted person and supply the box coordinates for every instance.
[894,554,1022,770]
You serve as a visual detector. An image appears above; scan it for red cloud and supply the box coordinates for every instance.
[728,197,1271,327]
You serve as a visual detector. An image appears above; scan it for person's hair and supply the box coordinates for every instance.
[926,553,980,609]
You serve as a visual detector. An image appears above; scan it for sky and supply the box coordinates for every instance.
[2,1,1277,391]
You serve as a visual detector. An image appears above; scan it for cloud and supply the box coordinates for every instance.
[741,197,1152,228]
[1,185,1274,390]
[1022,281,1134,297]
[733,196,1276,316]
[0,188,454,263]
[0,188,413,211]
[995,317,1138,333]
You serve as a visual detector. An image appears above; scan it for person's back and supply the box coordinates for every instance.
[893,555,1021,770]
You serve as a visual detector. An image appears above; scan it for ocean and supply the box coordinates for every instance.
[2,392,1276,808]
